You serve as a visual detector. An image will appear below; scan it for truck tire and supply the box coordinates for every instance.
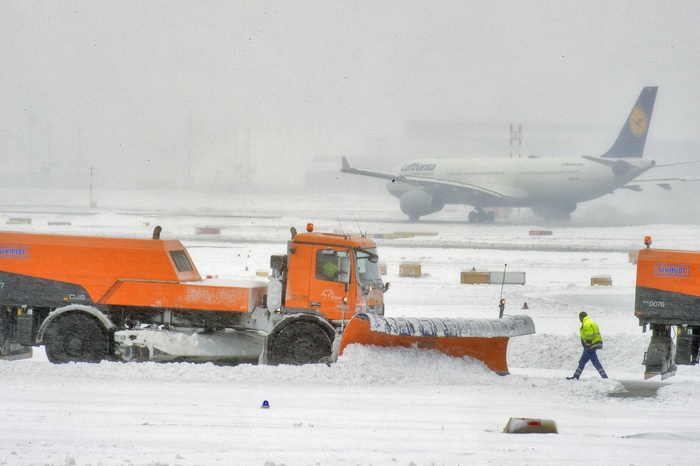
[266,317,335,365]
[44,313,110,364]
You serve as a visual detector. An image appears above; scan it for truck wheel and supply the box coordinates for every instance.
[44,313,110,364]
[266,319,334,365]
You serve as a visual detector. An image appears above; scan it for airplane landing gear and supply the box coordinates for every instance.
[468,210,496,223]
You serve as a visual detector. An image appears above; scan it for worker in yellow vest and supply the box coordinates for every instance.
[567,312,608,380]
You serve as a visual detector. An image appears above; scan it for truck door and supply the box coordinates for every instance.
[308,247,351,321]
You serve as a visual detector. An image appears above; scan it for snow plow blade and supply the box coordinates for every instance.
[337,313,535,374]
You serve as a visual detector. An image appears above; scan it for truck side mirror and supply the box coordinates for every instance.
[337,257,351,284]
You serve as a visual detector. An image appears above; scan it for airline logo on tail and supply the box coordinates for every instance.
[629,106,649,137]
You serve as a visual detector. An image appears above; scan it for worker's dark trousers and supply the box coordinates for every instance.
[573,347,608,379]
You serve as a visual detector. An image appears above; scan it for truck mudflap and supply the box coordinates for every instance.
[336,313,535,375]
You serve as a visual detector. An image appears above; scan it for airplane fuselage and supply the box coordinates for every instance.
[386,156,656,208]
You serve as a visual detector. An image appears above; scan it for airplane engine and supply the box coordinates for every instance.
[399,190,445,221]
[531,201,577,220]
[612,159,633,177]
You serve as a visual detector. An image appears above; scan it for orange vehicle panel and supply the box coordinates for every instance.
[636,249,700,297]
[0,231,201,303]
[100,280,267,312]
[338,316,511,374]
[292,231,378,250]
[283,239,313,310]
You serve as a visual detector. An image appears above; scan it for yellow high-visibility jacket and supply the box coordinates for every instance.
[580,316,603,350]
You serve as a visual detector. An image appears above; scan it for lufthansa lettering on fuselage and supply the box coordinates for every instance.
[401,163,436,173]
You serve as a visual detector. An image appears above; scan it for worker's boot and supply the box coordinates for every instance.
[568,366,583,380]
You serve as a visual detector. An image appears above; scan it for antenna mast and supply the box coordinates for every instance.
[337,219,347,239]
[510,124,522,158]
[355,219,366,238]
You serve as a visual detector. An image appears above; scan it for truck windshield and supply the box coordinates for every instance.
[354,248,383,288]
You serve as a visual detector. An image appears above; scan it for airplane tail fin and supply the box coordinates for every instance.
[602,86,657,158]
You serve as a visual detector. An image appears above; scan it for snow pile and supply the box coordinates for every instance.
[509,331,650,372]
[332,344,498,385]
[2,344,499,386]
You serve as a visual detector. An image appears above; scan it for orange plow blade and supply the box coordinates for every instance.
[337,313,535,375]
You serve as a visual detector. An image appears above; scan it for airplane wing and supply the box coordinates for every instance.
[582,155,700,190]
[340,156,400,181]
[340,157,528,203]
[654,161,700,168]
[622,177,700,191]
[620,160,700,190]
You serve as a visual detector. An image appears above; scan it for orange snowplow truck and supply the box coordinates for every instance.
[635,237,700,379]
[0,224,534,371]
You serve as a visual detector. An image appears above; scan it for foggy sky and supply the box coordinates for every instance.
[2,1,700,192]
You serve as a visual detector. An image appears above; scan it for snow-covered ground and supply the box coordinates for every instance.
[1,189,699,466]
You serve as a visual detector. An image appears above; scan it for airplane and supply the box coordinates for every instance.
[340,86,690,222]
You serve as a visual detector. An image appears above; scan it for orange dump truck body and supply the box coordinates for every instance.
[0,231,264,312]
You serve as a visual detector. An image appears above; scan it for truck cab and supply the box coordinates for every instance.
[269,225,386,323]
